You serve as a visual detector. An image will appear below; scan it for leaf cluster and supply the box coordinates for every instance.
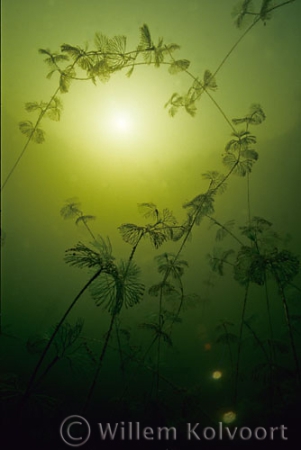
[232,0,275,28]
[208,249,235,276]
[234,218,299,286]
[19,96,63,143]
[164,70,217,117]
[64,242,104,269]
[140,321,173,347]
[202,171,228,195]
[19,121,45,144]
[90,260,144,315]
[138,24,180,68]
[183,192,215,225]
[155,252,188,280]
[27,320,96,375]
[223,130,258,176]
[119,203,183,249]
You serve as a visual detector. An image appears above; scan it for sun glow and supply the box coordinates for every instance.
[111,113,133,133]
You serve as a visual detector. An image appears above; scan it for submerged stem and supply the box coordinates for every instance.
[234,283,249,406]
[23,268,102,399]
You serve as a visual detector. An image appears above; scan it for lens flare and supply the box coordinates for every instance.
[222,411,237,424]
[212,370,222,380]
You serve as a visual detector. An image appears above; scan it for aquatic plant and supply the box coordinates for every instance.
[2,1,300,446]
[26,319,95,387]
[208,215,300,407]
[3,1,295,192]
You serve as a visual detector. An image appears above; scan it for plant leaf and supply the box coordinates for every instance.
[168,59,190,75]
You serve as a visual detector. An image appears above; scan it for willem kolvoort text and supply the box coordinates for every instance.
[96,422,288,441]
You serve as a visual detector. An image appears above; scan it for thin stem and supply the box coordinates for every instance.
[23,268,102,399]
[83,233,144,410]
[83,311,117,412]
[274,273,301,387]
[206,214,244,246]
[212,0,296,81]
[33,355,60,390]
[264,272,275,364]
[234,283,249,406]
[243,320,270,362]
[1,86,59,192]
[82,218,96,241]
[222,323,234,375]
[115,320,125,382]
[247,173,251,224]
[263,271,276,414]
[156,293,164,399]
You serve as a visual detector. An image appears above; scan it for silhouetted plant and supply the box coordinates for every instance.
[4,2,293,191]
[215,320,238,376]
[26,319,95,389]
[208,215,300,405]
[60,198,96,241]
[2,1,299,441]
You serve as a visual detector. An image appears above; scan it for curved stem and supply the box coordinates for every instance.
[1,86,60,192]
[23,268,102,399]
[83,233,144,411]
[206,214,244,246]
[83,311,117,412]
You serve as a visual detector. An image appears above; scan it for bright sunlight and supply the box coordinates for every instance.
[112,113,133,133]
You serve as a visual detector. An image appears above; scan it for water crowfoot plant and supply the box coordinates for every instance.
[2,2,300,447]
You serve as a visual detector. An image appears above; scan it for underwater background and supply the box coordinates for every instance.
[1,0,301,448]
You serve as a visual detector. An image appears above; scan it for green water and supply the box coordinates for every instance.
[1,1,301,449]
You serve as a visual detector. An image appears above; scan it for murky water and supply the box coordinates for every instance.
[1,1,301,448]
